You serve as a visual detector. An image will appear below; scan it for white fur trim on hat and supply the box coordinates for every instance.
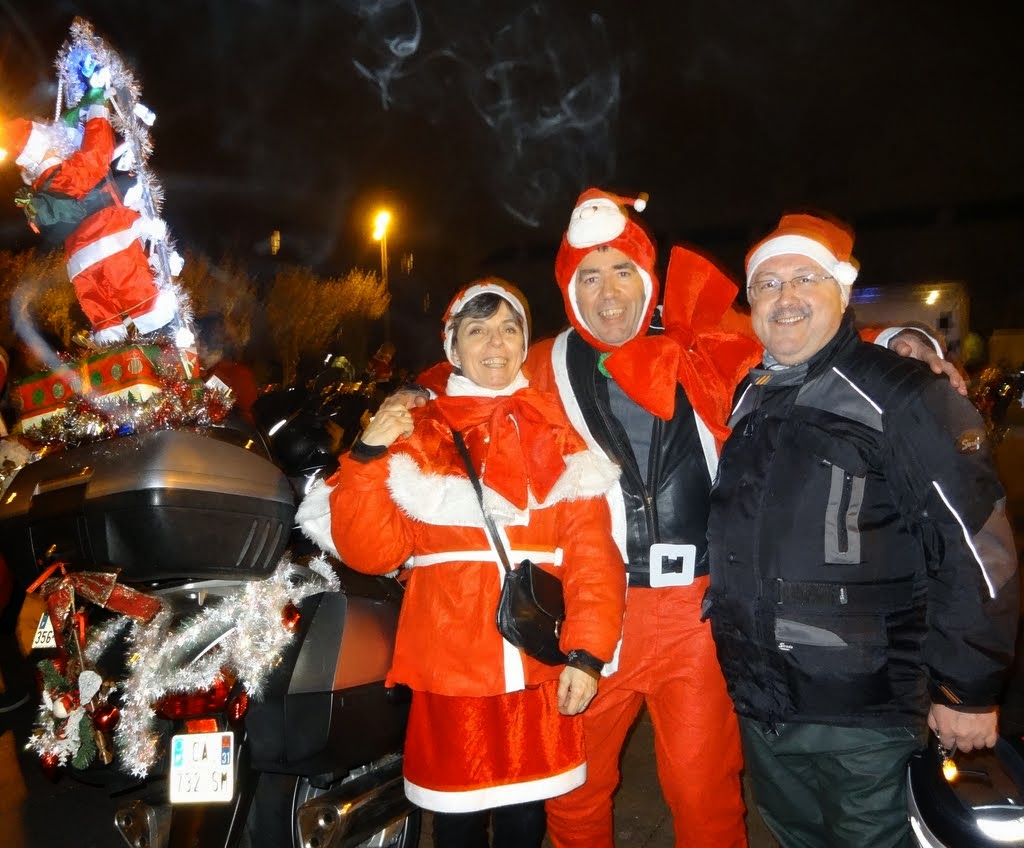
[15,123,52,171]
[746,234,859,286]
[443,283,529,366]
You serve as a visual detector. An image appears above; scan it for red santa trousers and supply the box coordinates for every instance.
[545,578,747,848]
[65,206,163,332]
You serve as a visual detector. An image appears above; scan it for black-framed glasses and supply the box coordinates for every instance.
[747,273,834,301]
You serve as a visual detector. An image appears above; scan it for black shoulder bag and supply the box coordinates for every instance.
[450,428,567,666]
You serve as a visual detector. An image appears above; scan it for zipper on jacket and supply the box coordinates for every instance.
[751,395,780,722]
[645,417,664,540]
[592,372,658,544]
[743,384,765,437]
[836,471,853,552]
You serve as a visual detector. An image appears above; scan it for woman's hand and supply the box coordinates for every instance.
[557,666,598,716]
[360,396,417,448]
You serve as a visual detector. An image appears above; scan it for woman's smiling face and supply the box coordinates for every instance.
[451,300,526,390]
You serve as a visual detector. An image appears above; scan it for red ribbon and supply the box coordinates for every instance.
[604,246,762,441]
[405,388,590,510]
[28,562,162,652]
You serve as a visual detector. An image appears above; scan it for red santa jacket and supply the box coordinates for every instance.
[298,386,626,697]
[32,106,163,333]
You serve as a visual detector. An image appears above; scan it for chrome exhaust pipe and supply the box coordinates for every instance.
[113,799,171,848]
[296,760,414,848]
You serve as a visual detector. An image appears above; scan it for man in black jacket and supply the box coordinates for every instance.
[706,212,1019,848]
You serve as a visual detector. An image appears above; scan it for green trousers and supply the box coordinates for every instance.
[739,717,925,848]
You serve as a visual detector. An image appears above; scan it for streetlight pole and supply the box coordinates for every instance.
[372,210,391,340]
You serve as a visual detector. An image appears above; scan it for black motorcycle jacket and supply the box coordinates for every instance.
[549,326,717,587]
[706,316,1018,728]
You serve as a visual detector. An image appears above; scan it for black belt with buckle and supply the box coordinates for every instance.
[628,561,709,588]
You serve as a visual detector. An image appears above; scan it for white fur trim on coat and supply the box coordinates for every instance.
[387,449,620,527]
[296,478,340,558]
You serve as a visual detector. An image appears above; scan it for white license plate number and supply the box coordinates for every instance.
[169,731,235,804]
[33,612,56,650]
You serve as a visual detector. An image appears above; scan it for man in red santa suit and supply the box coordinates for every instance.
[527,190,754,848]
[4,93,178,345]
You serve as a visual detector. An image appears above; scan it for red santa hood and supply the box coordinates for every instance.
[553,188,657,352]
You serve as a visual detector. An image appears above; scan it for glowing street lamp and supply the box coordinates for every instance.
[372,209,392,338]
[372,210,391,290]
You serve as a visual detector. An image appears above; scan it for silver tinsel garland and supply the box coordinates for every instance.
[29,556,340,777]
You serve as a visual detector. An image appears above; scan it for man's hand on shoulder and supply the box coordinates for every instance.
[889,329,967,396]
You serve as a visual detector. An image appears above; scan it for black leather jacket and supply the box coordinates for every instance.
[552,328,717,587]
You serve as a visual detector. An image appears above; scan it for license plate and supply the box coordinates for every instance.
[32,612,56,650]
[169,731,235,803]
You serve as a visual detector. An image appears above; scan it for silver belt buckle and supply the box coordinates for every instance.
[648,543,696,587]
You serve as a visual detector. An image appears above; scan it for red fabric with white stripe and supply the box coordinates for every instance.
[31,112,160,331]
[403,682,585,812]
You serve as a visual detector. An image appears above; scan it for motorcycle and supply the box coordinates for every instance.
[970,365,1024,446]
[0,402,418,848]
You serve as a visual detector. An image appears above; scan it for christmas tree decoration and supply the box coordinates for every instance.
[39,752,61,780]
[27,561,163,653]
[10,339,232,449]
[93,703,121,732]
[3,15,201,422]
[26,555,340,777]
[281,602,301,632]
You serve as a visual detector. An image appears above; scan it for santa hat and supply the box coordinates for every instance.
[745,213,859,305]
[3,118,68,184]
[554,188,657,351]
[442,278,531,366]
[4,119,47,167]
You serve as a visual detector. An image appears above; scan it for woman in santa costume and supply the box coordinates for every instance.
[298,279,626,848]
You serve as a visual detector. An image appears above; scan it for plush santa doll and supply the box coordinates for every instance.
[4,95,179,345]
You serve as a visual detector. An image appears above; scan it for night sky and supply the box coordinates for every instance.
[1,1,1022,350]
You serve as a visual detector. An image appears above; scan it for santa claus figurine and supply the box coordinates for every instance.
[3,80,180,346]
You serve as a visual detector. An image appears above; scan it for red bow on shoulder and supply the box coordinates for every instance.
[407,389,588,510]
[603,246,761,440]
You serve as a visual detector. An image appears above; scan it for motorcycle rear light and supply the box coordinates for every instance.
[153,673,234,720]
[228,691,249,724]
[185,718,219,733]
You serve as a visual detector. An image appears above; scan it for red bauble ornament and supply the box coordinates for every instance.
[93,703,121,732]
[40,752,60,780]
[281,602,301,633]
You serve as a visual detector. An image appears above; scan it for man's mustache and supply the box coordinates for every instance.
[767,307,812,323]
